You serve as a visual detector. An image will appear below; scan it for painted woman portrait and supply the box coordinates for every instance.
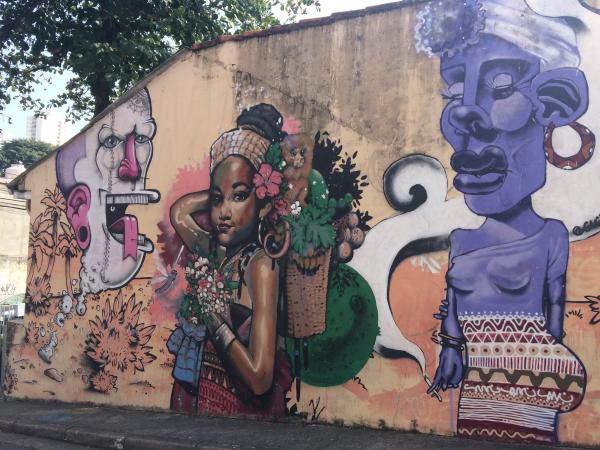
[416,0,591,443]
[167,104,292,417]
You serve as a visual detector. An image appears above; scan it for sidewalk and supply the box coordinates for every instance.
[0,398,584,450]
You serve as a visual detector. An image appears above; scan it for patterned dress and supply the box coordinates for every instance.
[457,313,585,443]
[170,246,292,417]
[171,304,292,417]
[447,220,586,444]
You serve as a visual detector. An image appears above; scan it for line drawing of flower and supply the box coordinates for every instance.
[86,291,156,376]
[25,321,40,345]
[253,163,283,199]
[26,276,51,317]
[89,369,118,393]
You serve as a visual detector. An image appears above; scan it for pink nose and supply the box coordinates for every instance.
[117,133,141,181]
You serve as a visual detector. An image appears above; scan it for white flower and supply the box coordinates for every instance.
[217,282,224,289]
[291,201,302,216]
[198,257,208,266]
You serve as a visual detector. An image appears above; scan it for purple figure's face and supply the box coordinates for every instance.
[440,34,545,216]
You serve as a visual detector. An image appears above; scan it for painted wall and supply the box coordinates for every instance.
[6,0,600,446]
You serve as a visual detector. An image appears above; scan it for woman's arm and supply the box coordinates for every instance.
[208,252,279,395]
[170,191,211,256]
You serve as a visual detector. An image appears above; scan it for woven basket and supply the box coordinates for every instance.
[285,247,332,338]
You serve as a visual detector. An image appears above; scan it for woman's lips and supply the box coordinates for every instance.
[454,172,506,195]
[217,223,233,233]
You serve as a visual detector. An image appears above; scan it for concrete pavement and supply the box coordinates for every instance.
[0,398,587,449]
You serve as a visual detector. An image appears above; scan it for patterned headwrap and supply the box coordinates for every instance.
[209,128,270,173]
[209,104,285,173]
[415,0,580,70]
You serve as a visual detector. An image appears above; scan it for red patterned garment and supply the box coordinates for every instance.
[457,314,586,444]
[171,311,293,418]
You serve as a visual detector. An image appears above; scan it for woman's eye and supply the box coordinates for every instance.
[210,195,222,206]
[135,134,150,144]
[233,191,249,202]
[102,135,122,149]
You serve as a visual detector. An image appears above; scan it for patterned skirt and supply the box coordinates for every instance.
[457,314,586,444]
[171,340,293,418]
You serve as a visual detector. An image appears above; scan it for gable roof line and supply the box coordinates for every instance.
[191,0,428,52]
[9,0,429,191]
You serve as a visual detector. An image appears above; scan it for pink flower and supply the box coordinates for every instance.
[253,164,283,199]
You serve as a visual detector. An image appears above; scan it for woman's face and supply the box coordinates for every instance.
[210,156,260,249]
[440,34,546,216]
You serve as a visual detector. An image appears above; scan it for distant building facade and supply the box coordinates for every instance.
[25,110,71,146]
[0,163,28,311]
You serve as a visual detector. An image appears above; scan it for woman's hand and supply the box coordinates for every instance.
[204,311,224,335]
[427,346,465,394]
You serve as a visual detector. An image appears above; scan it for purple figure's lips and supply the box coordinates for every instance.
[454,172,506,194]
[451,146,508,195]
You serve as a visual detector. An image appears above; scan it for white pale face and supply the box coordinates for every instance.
[74,90,159,292]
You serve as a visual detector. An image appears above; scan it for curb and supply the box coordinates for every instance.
[0,417,222,449]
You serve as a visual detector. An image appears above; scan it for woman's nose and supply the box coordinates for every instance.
[448,105,493,139]
[219,202,232,220]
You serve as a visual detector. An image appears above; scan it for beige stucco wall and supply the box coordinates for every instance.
[6,1,600,446]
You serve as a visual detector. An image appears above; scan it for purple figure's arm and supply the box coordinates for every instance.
[547,274,566,342]
[428,286,466,393]
[428,231,466,394]
[546,221,569,342]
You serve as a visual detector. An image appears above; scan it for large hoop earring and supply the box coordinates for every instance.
[544,122,595,170]
[259,218,290,260]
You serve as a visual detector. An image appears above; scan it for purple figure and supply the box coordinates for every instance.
[416,0,589,444]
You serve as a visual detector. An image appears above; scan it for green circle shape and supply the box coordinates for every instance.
[287,264,378,387]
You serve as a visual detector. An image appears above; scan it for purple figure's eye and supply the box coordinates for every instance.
[442,82,464,101]
[491,73,515,100]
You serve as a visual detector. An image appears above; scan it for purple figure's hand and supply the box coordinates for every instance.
[433,298,450,320]
[427,347,465,394]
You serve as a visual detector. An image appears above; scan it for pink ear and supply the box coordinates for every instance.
[66,184,91,250]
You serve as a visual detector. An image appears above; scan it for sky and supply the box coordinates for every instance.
[0,0,399,142]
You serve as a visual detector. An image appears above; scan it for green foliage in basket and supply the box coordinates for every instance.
[283,170,352,256]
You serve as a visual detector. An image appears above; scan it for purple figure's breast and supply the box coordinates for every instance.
[447,221,562,316]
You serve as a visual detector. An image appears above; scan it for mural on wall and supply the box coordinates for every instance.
[8,1,600,446]
[407,0,592,444]
[56,87,159,316]
[17,88,161,394]
[164,104,378,416]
